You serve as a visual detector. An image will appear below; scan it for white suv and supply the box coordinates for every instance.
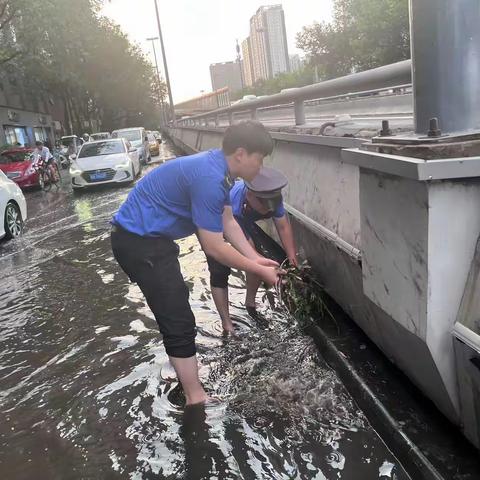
[111,128,151,165]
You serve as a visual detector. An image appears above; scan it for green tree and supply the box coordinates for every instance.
[296,0,409,80]
[0,0,166,133]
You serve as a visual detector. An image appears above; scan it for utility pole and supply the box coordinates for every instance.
[153,0,175,122]
[236,39,244,90]
[146,36,167,126]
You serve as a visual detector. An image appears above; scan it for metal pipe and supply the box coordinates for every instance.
[185,60,412,121]
[284,203,361,262]
[410,0,480,134]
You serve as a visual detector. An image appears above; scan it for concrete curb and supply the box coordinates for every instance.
[306,323,444,480]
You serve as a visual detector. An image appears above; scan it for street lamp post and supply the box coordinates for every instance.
[153,0,175,122]
[146,36,167,126]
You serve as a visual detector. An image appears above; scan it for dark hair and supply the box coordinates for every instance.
[222,121,273,156]
[35,141,43,147]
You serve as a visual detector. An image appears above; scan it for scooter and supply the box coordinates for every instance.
[54,147,70,169]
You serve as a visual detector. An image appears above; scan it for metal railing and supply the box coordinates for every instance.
[176,60,412,128]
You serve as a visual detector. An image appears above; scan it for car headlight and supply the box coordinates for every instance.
[115,160,131,169]
[69,162,82,175]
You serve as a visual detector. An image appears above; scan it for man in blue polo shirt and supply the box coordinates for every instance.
[206,167,298,332]
[111,121,280,406]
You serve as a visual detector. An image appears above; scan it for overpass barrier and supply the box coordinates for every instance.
[176,60,412,127]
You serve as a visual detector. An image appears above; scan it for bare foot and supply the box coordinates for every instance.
[222,320,234,333]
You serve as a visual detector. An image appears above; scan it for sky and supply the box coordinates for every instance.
[102,0,333,103]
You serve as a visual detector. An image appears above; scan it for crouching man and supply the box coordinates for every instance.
[110,121,281,406]
[206,167,298,332]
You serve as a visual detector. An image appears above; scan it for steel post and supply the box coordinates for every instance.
[294,100,306,126]
[410,0,480,135]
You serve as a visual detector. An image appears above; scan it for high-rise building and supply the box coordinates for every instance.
[289,54,303,73]
[245,5,290,84]
[250,10,270,83]
[241,38,254,87]
[263,5,290,77]
[209,62,243,94]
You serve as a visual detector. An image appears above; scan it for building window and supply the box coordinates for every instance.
[34,127,47,142]
[4,125,28,146]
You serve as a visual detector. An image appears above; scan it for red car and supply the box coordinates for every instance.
[0,147,40,189]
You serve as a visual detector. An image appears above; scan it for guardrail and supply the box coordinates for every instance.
[176,60,412,128]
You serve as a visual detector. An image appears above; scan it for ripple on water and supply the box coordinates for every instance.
[0,173,410,479]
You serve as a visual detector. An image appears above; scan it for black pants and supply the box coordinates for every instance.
[206,255,231,289]
[111,225,196,358]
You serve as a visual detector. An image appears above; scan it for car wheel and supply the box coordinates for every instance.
[4,202,23,239]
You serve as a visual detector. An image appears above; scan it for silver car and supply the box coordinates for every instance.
[111,127,151,165]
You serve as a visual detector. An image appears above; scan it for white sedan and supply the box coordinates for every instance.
[70,138,141,190]
[0,169,27,240]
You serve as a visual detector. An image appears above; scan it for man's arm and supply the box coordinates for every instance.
[222,206,258,259]
[274,215,298,266]
[197,228,279,286]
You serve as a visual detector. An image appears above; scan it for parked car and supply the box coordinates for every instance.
[111,127,151,164]
[147,132,159,157]
[152,130,162,143]
[69,138,141,190]
[90,132,111,141]
[61,135,83,154]
[0,169,27,240]
[0,147,41,189]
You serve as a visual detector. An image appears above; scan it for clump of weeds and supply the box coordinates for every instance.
[272,259,335,330]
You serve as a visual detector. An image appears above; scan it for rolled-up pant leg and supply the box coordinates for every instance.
[206,255,231,288]
[111,227,196,358]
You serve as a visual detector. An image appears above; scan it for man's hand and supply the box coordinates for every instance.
[288,256,299,268]
[256,265,281,287]
[254,256,279,268]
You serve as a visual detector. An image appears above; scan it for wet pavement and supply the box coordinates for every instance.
[0,141,410,479]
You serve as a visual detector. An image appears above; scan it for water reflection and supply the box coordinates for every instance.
[0,144,409,479]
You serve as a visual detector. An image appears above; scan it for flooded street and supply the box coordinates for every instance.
[0,141,409,479]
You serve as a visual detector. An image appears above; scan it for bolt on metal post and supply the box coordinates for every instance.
[379,120,392,136]
[427,117,442,137]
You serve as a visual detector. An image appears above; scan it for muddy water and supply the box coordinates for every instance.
[0,143,409,479]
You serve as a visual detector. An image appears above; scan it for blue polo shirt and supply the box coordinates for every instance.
[113,149,231,239]
[229,180,285,219]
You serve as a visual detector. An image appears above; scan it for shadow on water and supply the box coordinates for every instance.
[0,142,409,479]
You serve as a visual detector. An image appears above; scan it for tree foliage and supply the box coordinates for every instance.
[236,0,409,98]
[0,0,166,133]
[296,0,410,80]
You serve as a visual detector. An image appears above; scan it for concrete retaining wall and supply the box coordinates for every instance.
[167,125,478,427]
